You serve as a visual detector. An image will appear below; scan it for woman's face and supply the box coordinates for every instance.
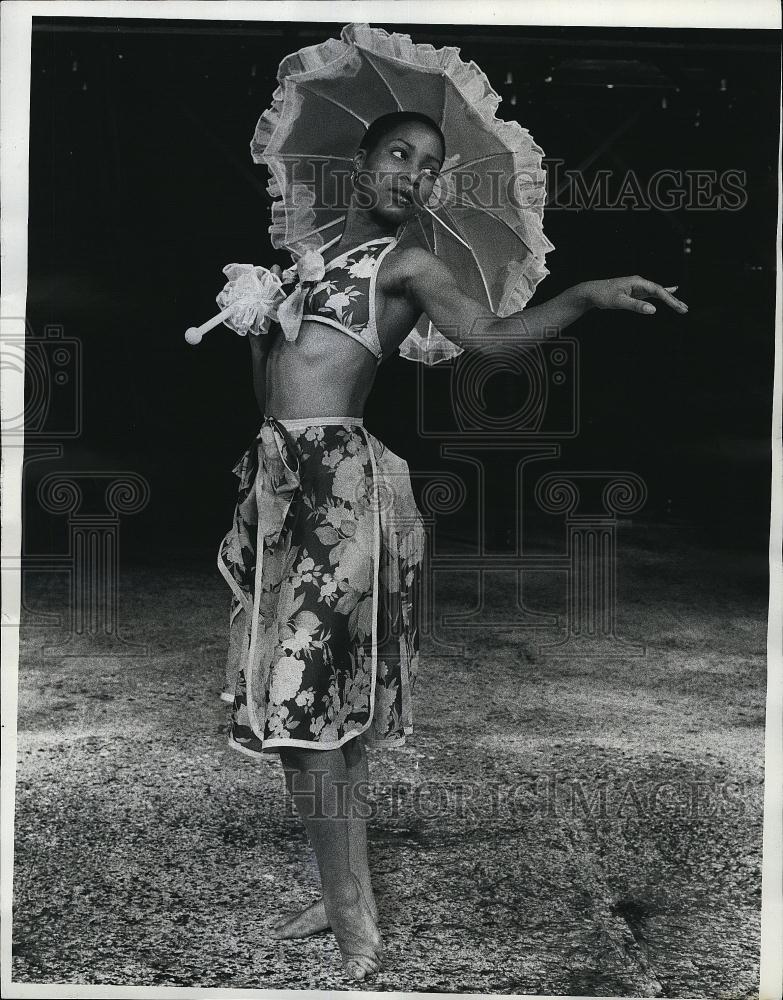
[354,121,445,223]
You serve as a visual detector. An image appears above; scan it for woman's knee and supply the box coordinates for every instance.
[280,747,327,771]
[342,734,366,768]
[279,747,344,787]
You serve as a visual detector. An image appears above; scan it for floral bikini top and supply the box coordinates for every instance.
[276,231,460,367]
[299,236,398,365]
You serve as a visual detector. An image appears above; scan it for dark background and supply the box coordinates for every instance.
[23,17,780,563]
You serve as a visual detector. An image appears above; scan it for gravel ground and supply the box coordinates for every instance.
[10,520,766,996]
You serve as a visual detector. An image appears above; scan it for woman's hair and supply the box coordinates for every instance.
[358,111,446,163]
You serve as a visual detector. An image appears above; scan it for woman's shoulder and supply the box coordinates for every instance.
[390,243,437,268]
[385,243,451,289]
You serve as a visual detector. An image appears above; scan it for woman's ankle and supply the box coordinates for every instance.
[323,875,362,911]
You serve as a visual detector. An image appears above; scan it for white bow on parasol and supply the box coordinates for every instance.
[250,22,555,365]
[184,263,287,345]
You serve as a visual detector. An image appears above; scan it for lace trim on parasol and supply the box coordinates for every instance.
[250,22,555,366]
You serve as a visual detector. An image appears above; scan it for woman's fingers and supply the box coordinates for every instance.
[619,293,658,315]
[260,425,285,478]
[631,277,688,313]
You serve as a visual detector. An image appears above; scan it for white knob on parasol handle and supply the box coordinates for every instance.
[185,305,236,345]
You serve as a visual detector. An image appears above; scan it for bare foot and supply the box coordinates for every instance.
[269,898,329,940]
[269,883,379,941]
[324,876,383,982]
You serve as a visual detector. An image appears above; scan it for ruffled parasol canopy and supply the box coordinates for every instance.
[251,22,555,365]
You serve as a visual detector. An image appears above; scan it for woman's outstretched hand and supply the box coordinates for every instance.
[581,276,688,316]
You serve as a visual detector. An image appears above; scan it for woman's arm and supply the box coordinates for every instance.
[248,263,286,415]
[248,327,272,415]
[400,248,688,353]
[249,321,288,480]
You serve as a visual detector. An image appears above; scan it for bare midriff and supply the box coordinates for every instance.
[264,319,379,420]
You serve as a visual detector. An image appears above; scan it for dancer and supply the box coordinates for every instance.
[216,26,688,985]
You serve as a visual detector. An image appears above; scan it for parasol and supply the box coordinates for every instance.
[251,22,555,365]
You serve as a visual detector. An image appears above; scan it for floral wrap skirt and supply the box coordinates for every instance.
[217,416,425,755]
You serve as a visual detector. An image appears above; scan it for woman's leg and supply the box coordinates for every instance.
[271,736,378,936]
[277,745,381,979]
[342,736,379,922]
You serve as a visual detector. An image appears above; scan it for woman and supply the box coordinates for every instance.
[219,109,688,981]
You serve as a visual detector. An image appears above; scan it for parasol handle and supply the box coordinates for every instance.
[185,305,237,346]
